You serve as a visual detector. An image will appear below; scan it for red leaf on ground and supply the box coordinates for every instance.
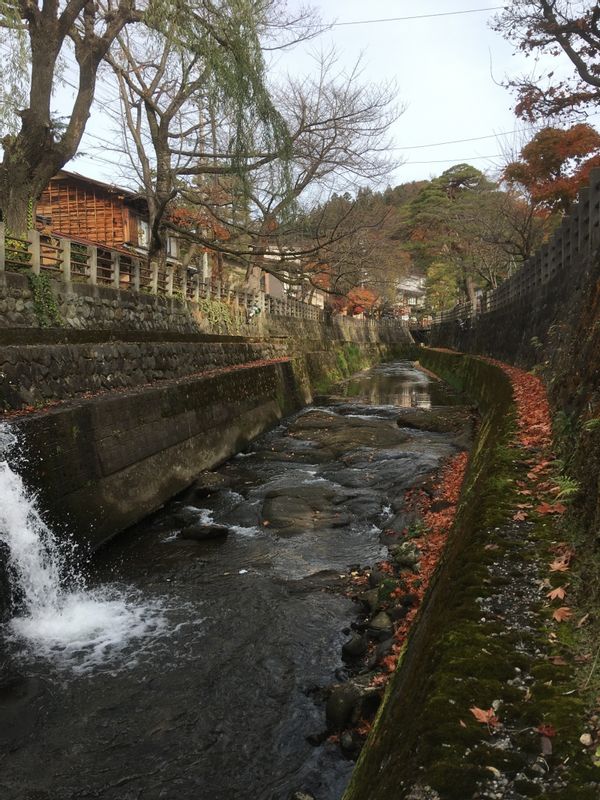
[536,502,567,515]
[549,655,568,666]
[536,724,557,737]
[546,586,566,601]
[513,510,529,521]
[552,606,573,622]
[469,706,500,727]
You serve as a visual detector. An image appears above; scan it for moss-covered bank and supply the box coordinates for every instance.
[343,348,598,800]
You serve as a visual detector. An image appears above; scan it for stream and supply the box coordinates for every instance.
[0,360,467,800]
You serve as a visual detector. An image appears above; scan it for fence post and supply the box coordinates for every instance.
[112,251,120,289]
[62,237,71,282]
[28,229,41,274]
[181,264,188,299]
[588,168,600,249]
[133,257,141,292]
[166,263,174,297]
[88,245,98,285]
[257,290,265,313]
[151,260,159,294]
[194,274,200,303]
[0,222,5,271]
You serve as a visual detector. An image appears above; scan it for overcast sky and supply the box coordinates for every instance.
[73,1,584,190]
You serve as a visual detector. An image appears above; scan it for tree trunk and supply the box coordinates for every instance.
[0,131,56,236]
[0,174,35,237]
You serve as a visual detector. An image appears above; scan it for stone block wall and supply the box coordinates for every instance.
[0,336,287,409]
[0,271,201,332]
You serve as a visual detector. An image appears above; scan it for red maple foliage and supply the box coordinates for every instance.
[369,452,469,692]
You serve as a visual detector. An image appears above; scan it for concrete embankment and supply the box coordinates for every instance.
[344,348,597,800]
[4,327,413,553]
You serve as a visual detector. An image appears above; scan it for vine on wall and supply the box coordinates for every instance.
[27,271,63,327]
[196,298,242,334]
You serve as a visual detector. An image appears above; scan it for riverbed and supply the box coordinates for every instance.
[0,361,467,800]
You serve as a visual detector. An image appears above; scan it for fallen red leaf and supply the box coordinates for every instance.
[469,706,500,727]
[552,606,573,622]
[536,724,557,737]
[536,502,567,516]
[549,559,570,573]
[546,586,567,601]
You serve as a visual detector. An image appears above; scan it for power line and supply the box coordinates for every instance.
[396,129,523,150]
[405,153,503,165]
[332,6,504,27]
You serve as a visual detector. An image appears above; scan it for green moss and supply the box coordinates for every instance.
[344,350,596,800]
[427,763,487,798]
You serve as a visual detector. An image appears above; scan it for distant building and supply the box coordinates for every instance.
[396,274,426,320]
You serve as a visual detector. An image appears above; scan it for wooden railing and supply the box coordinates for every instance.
[431,167,600,327]
[0,224,408,330]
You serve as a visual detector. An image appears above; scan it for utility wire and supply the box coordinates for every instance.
[405,154,503,165]
[395,130,523,150]
[332,6,504,27]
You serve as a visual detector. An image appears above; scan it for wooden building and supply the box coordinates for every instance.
[36,170,148,251]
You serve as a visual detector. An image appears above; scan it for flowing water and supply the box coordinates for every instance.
[0,361,465,800]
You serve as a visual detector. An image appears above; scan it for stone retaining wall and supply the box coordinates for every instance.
[12,359,306,553]
[0,338,287,409]
[0,270,201,332]
[344,349,595,800]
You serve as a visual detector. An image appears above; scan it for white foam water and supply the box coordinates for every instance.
[0,425,164,673]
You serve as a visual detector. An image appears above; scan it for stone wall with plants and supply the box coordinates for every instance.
[0,270,202,332]
[0,269,412,344]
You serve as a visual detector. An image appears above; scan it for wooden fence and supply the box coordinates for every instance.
[430,167,600,327]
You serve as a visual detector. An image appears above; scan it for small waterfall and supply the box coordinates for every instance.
[0,424,164,672]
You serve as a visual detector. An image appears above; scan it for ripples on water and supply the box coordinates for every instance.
[0,361,463,799]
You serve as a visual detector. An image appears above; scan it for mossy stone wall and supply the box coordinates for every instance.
[343,349,596,800]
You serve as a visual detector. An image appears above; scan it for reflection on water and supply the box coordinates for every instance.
[0,360,463,800]
[337,362,457,409]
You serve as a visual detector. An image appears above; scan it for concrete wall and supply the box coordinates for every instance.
[12,359,307,553]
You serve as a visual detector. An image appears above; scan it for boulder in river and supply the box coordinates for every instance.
[368,611,394,640]
[261,484,352,534]
[342,632,368,660]
[179,523,230,542]
[184,471,231,500]
[325,683,362,731]
[396,405,473,434]
[390,541,421,571]
[357,588,380,614]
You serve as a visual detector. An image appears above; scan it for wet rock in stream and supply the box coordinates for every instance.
[0,361,469,800]
[179,523,230,541]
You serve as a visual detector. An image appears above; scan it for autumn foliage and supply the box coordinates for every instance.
[366,451,469,688]
[503,124,600,213]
